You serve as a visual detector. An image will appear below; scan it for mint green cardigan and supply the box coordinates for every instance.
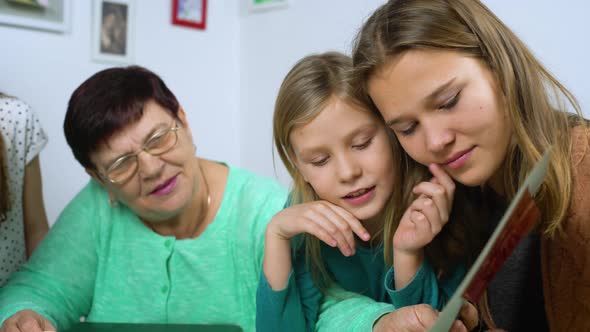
[0,165,287,332]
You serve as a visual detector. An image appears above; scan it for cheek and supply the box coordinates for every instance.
[396,136,426,164]
[162,146,194,166]
[111,182,141,205]
[303,169,332,195]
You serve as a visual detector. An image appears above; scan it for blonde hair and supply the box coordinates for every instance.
[273,51,398,289]
[352,0,585,324]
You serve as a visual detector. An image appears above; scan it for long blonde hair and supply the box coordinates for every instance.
[352,0,585,274]
[273,52,398,289]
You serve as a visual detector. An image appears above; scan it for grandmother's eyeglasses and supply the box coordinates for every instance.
[104,124,180,184]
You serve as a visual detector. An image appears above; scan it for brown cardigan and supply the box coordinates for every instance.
[542,126,590,331]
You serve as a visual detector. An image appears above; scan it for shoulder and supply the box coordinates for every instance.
[0,96,36,124]
[222,165,288,228]
[570,125,590,168]
[0,96,47,160]
[60,180,109,216]
[567,125,590,219]
[57,179,121,229]
[227,164,288,202]
[542,124,590,331]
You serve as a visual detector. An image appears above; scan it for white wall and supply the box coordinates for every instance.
[240,0,590,186]
[0,0,240,224]
[0,1,588,224]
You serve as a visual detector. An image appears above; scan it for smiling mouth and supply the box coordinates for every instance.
[150,176,177,195]
[344,186,374,198]
[445,147,474,165]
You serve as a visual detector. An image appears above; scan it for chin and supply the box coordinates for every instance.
[349,205,384,222]
[452,172,487,188]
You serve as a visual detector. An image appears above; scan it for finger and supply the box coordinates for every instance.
[411,303,439,329]
[315,204,360,254]
[416,198,445,235]
[2,322,19,332]
[449,319,468,332]
[39,318,56,332]
[413,182,450,223]
[328,203,371,241]
[308,209,354,256]
[302,218,338,248]
[429,163,455,202]
[459,302,479,331]
[412,181,445,198]
[409,210,433,244]
[16,318,43,332]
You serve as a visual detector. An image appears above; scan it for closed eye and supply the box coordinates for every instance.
[311,157,329,167]
[353,137,373,150]
[398,123,417,136]
[145,130,169,149]
[439,91,461,110]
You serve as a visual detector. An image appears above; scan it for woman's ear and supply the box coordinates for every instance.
[177,106,194,141]
[86,168,118,206]
[178,106,188,126]
[86,168,105,185]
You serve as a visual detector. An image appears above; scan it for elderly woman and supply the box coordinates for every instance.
[0,66,287,332]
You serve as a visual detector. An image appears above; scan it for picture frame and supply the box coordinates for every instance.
[248,0,288,12]
[172,0,206,30]
[92,0,135,64]
[0,0,71,33]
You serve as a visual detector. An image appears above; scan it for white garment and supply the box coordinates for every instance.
[0,97,47,286]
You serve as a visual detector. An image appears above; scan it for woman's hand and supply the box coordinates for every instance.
[373,302,478,332]
[267,200,370,256]
[0,309,56,332]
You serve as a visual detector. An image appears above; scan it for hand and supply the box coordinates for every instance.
[373,304,473,332]
[267,200,370,256]
[459,301,479,331]
[393,164,455,254]
[0,309,56,332]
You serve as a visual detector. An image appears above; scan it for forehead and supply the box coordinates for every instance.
[290,97,378,150]
[91,101,174,163]
[369,49,472,108]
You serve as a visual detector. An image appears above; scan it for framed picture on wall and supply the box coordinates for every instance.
[0,0,71,33]
[172,0,206,30]
[248,0,288,12]
[92,0,135,64]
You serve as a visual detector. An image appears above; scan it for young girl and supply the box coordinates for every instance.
[0,93,49,287]
[256,52,472,332]
[352,0,590,330]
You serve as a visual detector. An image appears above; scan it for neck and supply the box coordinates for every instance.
[487,167,506,197]
[146,158,212,239]
[358,209,386,247]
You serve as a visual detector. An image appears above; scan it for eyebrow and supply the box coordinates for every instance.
[297,124,377,158]
[385,77,457,127]
[103,121,171,168]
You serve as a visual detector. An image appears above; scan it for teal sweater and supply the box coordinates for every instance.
[257,241,465,331]
[0,165,288,332]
